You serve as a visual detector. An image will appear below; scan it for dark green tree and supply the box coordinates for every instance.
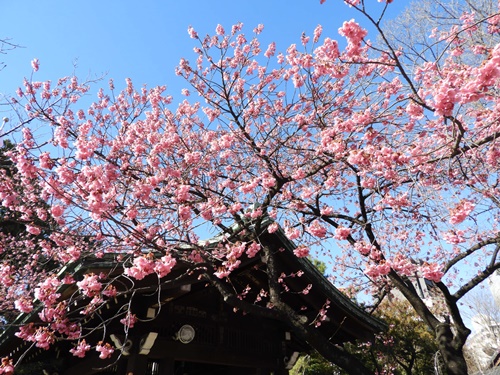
[0,140,25,238]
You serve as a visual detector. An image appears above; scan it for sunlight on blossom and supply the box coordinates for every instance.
[31,58,39,72]
[293,246,310,258]
[421,263,444,283]
[449,199,475,225]
[0,357,14,375]
[70,340,91,358]
[120,313,138,328]
[96,342,114,359]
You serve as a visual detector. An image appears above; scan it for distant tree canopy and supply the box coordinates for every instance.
[0,140,26,238]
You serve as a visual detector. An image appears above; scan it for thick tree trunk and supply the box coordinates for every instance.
[387,273,471,374]
[435,322,470,375]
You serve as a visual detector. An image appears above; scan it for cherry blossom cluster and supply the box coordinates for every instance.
[124,253,177,280]
[0,357,14,375]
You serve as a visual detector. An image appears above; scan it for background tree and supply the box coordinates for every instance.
[351,300,439,375]
[0,0,500,374]
[291,351,340,375]
[381,0,500,72]
[463,289,500,372]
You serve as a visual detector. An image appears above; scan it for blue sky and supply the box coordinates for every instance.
[0,0,406,105]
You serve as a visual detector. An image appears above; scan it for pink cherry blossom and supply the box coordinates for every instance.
[175,184,191,203]
[246,242,261,258]
[76,274,102,297]
[0,265,14,287]
[214,268,231,279]
[334,226,351,240]
[285,226,301,240]
[449,200,475,225]
[34,276,61,306]
[187,26,198,39]
[267,222,279,233]
[102,285,117,297]
[442,230,466,244]
[338,20,367,57]
[390,255,416,277]
[354,241,375,256]
[120,312,138,328]
[264,42,276,58]
[0,357,14,375]
[14,297,33,313]
[124,255,155,280]
[313,25,323,43]
[216,24,225,36]
[253,24,264,34]
[154,254,177,278]
[293,246,310,258]
[34,327,55,349]
[96,342,114,359]
[26,225,41,235]
[364,262,391,279]
[302,284,313,295]
[307,220,327,238]
[420,263,444,283]
[31,58,40,72]
[51,204,64,217]
[70,340,91,358]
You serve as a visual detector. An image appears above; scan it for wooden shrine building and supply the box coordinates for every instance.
[0,225,385,374]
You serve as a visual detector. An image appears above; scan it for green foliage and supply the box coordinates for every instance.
[356,299,438,375]
[290,352,339,375]
[310,258,327,276]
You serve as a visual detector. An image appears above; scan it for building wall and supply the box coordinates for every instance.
[489,270,500,309]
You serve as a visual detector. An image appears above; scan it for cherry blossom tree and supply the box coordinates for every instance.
[1,0,500,374]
